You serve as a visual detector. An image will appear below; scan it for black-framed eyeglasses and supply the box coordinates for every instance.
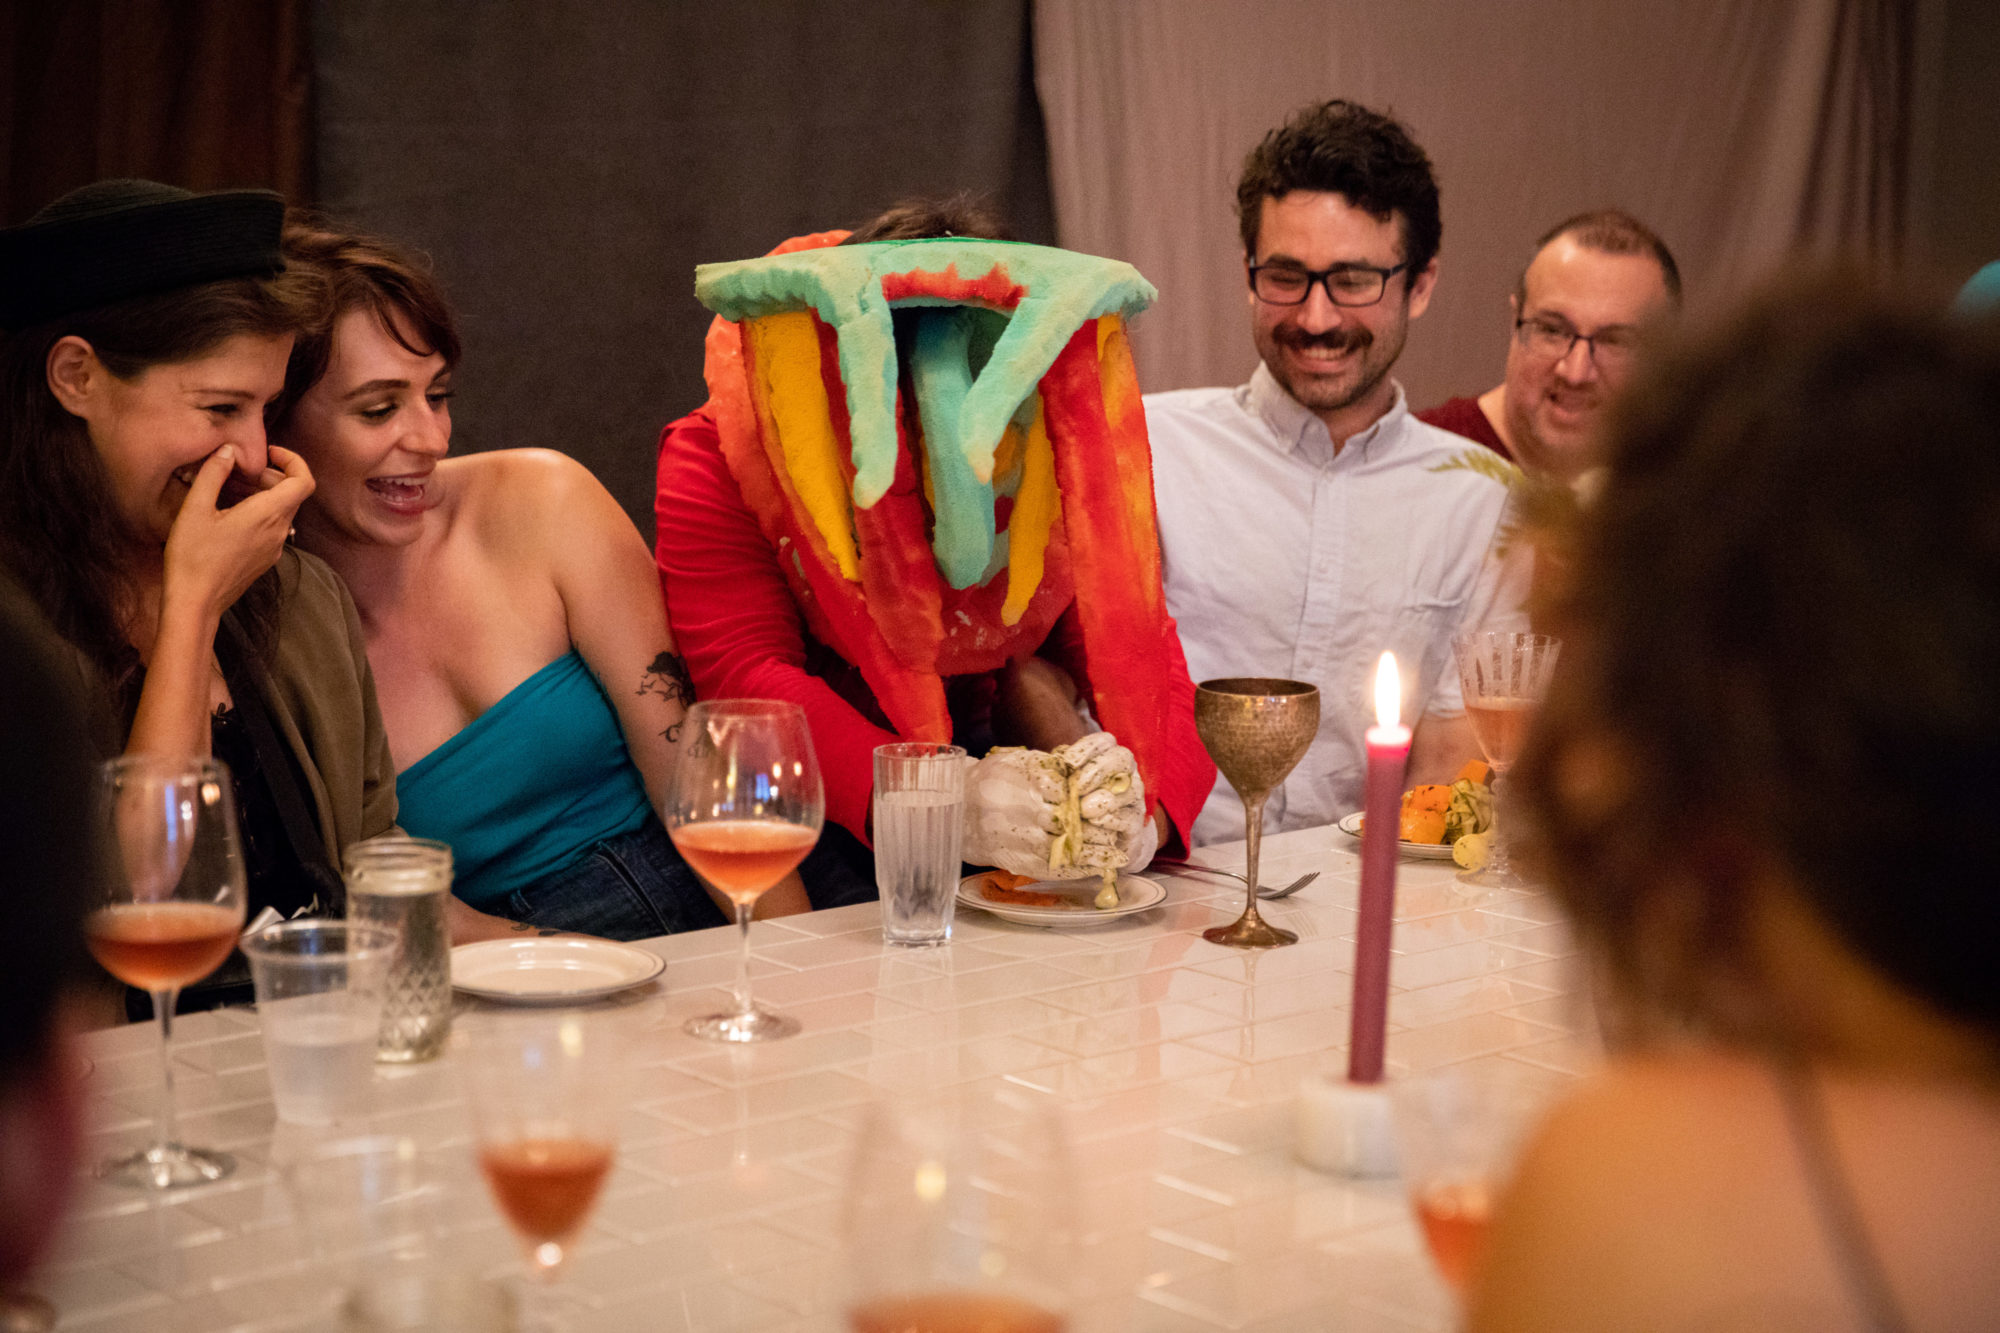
[1248,261,1410,308]
[1513,315,1640,370]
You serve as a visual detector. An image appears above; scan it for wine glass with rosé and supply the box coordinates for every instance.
[87,755,248,1188]
[664,699,823,1043]
[1451,631,1560,887]
[463,1011,628,1304]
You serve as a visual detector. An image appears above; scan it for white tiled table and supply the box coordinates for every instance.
[42,823,1599,1332]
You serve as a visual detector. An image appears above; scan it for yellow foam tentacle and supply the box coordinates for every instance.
[747,311,860,581]
[1001,397,1059,626]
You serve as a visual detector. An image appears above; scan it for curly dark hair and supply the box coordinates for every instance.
[272,214,463,435]
[1512,275,2000,1040]
[0,270,324,700]
[1235,99,1441,274]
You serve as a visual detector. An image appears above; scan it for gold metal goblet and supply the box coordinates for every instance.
[1195,678,1320,948]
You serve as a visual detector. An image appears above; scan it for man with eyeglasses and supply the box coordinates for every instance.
[1420,210,1681,483]
[1146,100,1509,846]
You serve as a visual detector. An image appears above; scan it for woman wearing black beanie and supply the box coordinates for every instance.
[0,180,395,1000]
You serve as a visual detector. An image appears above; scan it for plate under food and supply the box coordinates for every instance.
[450,937,666,1003]
[955,872,1168,927]
[1335,811,1460,861]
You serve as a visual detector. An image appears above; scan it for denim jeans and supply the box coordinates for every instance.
[503,815,881,940]
[504,816,727,940]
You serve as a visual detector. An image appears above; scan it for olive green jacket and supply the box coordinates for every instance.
[219,548,397,866]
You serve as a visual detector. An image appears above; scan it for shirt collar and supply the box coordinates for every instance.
[1242,361,1410,465]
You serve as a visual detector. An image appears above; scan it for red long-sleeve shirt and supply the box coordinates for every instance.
[654,405,1212,855]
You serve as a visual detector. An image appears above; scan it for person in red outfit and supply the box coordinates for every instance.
[655,199,1213,861]
[1418,210,1679,483]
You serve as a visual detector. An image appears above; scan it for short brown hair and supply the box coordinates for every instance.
[1519,209,1682,308]
[1514,275,2000,1041]
[273,215,461,431]
[1235,100,1441,275]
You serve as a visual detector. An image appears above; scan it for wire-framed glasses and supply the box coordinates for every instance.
[1249,261,1410,308]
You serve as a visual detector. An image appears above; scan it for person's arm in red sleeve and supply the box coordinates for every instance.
[1036,607,1213,861]
[655,407,894,844]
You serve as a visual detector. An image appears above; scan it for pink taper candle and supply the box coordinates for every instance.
[1348,652,1410,1083]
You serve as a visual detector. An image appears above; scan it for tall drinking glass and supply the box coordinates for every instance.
[462,1012,628,1301]
[345,836,453,1063]
[873,742,966,946]
[842,1089,1075,1332]
[86,755,247,1188]
[664,700,823,1042]
[1451,632,1560,887]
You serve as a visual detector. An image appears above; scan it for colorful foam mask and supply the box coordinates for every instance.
[697,235,1178,815]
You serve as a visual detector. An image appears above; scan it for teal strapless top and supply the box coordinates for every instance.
[394,651,652,907]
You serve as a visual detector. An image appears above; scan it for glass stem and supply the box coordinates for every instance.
[1240,795,1268,924]
[151,986,180,1162]
[732,901,754,1018]
[1487,773,1513,879]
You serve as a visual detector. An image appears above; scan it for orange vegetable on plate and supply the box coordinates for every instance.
[1399,784,1451,844]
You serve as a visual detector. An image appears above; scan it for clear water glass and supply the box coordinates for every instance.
[345,836,454,1062]
[873,743,966,946]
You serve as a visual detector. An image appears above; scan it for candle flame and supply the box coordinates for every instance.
[1374,652,1401,730]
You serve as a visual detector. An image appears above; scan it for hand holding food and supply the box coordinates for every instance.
[960,733,1151,907]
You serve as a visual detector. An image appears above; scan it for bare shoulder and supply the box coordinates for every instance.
[1470,1053,1825,1331]
[448,450,629,554]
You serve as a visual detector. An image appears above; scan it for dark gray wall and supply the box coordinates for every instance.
[312,1,1053,542]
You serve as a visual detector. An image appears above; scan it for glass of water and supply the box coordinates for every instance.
[242,921,396,1125]
[872,743,967,946]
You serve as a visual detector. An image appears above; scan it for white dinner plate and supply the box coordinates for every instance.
[956,872,1168,927]
[450,937,666,1004]
[1336,811,1460,861]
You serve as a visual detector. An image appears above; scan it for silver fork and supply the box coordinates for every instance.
[1157,864,1320,900]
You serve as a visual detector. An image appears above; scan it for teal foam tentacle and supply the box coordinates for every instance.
[909,310,996,590]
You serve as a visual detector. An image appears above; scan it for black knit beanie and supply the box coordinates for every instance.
[0,179,285,332]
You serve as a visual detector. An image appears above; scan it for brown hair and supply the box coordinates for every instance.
[0,270,323,696]
[1518,208,1682,308]
[272,215,462,433]
[843,192,1013,245]
[1235,100,1441,276]
[1513,275,2000,1040]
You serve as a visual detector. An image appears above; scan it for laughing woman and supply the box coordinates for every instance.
[271,220,817,938]
[0,182,392,962]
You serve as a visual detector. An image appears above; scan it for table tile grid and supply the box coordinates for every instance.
[44,824,1598,1332]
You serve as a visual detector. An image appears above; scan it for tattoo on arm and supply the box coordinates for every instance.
[638,650,696,742]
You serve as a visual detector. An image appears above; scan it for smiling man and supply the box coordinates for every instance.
[1420,210,1681,482]
[1147,100,1509,845]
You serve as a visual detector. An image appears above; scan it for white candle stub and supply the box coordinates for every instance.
[1295,1069,1400,1177]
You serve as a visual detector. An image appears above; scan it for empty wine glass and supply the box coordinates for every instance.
[842,1088,1076,1331]
[1452,632,1560,887]
[664,699,823,1042]
[86,755,247,1189]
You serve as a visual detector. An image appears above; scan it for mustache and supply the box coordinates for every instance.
[1276,325,1372,353]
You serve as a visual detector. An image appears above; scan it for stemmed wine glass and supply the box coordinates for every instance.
[1451,632,1560,887]
[463,1011,628,1304]
[664,699,823,1042]
[86,755,248,1188]
[842,1089,1075,1331]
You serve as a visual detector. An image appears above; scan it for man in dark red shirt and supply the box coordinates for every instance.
[1419,210,1680,483]
[655,203,1213,861]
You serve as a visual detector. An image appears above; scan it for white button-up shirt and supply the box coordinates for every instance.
[1147,364,1511,845]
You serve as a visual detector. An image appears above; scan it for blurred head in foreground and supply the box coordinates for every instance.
[1514,277,2000,1051]
[0,580,98,1283]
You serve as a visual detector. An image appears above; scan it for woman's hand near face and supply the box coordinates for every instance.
[160,443,315,621]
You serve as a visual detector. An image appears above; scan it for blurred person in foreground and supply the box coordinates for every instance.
[1473,281,2000,1330]
[1419,209,1681,486]
[0,581,99,1288]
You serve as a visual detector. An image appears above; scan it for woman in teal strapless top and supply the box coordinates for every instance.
[268,221,859,939]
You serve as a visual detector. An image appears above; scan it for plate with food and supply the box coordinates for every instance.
[1337,760,1498,868]
[956,870,1167,927]
[450,937,665,1004]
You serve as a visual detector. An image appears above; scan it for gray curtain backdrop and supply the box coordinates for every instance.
[312,0,1054,541]
[1033,0,1936,406]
